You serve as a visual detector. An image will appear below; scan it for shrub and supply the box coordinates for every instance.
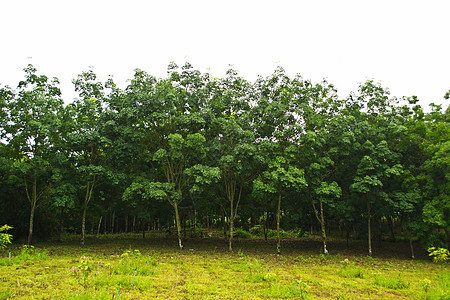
[233,228,251,239]
[427,247,450,263]
[0,224,13,250]
[249,224,264,236]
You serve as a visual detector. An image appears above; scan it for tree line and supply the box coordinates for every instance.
[0,63,448,256]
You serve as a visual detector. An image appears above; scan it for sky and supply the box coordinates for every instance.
[1,0,449,109]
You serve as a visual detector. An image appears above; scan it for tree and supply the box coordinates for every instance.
[67,69,114,246]
[254,145,306,254]
[4,65,63,245]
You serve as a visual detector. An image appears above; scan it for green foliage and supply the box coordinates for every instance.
[0,225,13,250]
[232,228,251,239]
[15,245,48,261]
[338,260,364,278]
[427,247,450,263]
[1,62,449,253]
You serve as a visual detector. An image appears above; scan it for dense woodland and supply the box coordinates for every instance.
[0,63,448,256]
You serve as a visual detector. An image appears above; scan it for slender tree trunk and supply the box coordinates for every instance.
[320,201,328,254]
[111,210,115,234]
[174,202,183,250]
[409,237,415,259]
[313,200,328,254]
[81,205,87,246]
[132,216,136,232]
[27,177,37,246]
[96,216,102,237]
[125,214,128,233]
[27,202,36,246]
[142,220,146,239]
[367,197,372,256]
[389,217,396,242]
[276,189,282,255]
[264,210,268,241]
[81,181,94,246]
[229,190,234,252]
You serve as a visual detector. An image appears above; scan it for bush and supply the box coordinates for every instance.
[233,228,251,239]
[0,225,13,250]
[427,247,450,263]
[249,224,264,236]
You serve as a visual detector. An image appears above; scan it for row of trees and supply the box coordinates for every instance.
[0,63,448,256]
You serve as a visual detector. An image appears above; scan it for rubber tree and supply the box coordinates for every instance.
[4,65,63,245]
[67,69,114,246]
[206,69,259,251]
[151,133,209,249]
[254,143,307,254]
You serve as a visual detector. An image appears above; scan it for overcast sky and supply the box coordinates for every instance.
[1,0,449,109]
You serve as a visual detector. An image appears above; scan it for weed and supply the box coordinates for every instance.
[71,256,95,289]
[262,281,308,299]
[15,245,48,261]
[374,274,410,290]
[338,259,364,278]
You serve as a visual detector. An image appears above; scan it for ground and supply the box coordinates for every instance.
[0,234,448,299]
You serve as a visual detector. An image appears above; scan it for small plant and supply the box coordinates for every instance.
[237,249,244,257]
[294,280,308,299]
[71,256,95,289]
[427,247,449,263]
[121,249,141,258]
[338,259,364,278]
[421,279,432,293]
[0,224,13,250]
[15,244,47,260]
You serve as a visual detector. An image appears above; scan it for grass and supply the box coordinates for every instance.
[0,235,449,299]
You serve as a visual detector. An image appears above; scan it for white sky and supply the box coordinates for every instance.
[1,0,449,109]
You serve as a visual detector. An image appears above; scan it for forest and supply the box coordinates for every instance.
[0,62,449,257]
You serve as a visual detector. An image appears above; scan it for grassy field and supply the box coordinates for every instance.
[0,234,449,299]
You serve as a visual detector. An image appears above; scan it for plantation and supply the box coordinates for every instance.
[0,63,449,298]
[0,234,449,299]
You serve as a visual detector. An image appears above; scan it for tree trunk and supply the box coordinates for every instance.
[125,214,128,233]
[409,237,415,259]
[264,210,268,241]
[229,189,234,252]
[96,216,102,237]
[313,200,328,254]
[174,202,183,250]
[367,198,372,256]
[27,177,37,246]
[111,210,115,234]
[27,202,36,246]
[142,220,146,239]
[81,205,87,246]
[81,181,94,245]
[389,217,396,242]
[320,201,328,254]
[276,189,282,255]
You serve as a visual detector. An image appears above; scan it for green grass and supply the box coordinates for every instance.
[0,235,449,299]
